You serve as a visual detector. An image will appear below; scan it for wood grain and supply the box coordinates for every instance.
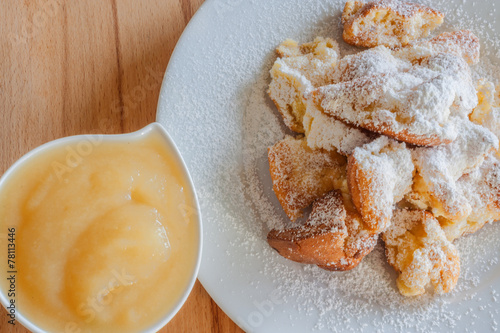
[0,1,243,332]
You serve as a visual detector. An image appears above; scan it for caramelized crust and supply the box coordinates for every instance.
[268,190,377,271]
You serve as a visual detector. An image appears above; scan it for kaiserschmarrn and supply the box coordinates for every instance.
[264,0,500,296]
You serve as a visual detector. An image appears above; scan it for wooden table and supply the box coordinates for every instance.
[0,1,243,332]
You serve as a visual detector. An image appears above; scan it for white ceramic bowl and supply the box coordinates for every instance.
[0,122,203,333]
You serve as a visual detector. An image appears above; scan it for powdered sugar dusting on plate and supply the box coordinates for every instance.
[157,0,500,331]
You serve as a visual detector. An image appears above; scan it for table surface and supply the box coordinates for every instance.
[0,1,243,332]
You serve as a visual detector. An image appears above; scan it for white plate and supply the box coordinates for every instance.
[157,0,500,332]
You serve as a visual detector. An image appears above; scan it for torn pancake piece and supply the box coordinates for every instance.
[342,0,444,48]
[409,120,499,222]
[436,153,500,242]
[268,190,377,271]
[268,37,340,133]
[383,209,460,296]
[312,52,477,146]
[302,101,374,156]
[394,30,480,65]
[268,135,347,221]
[348,136,414,233]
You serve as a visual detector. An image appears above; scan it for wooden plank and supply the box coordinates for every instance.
[0,1,243,332]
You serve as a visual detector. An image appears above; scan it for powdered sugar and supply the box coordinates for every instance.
[314,51,477,145]
[334,46,411,82]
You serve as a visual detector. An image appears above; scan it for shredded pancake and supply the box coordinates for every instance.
[383,209,460,296]
[342,0,444,48]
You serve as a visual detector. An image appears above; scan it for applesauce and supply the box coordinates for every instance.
[0,130,200,332]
